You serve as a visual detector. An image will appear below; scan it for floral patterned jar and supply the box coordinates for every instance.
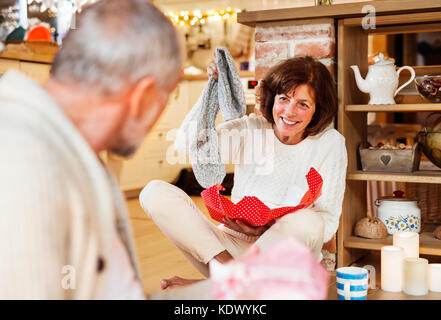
[375,190,421,235]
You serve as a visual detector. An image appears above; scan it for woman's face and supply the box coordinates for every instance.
[272,84,316,145]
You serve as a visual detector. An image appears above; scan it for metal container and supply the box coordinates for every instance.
[418,112,441,169]
[359,142,421,172]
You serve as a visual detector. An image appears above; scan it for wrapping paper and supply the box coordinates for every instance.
[201,167,323,226]
[210,237,330,300]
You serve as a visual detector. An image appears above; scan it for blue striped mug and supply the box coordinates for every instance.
[336,267,368,300]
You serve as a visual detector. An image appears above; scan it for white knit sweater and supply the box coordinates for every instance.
[175,112,348,243]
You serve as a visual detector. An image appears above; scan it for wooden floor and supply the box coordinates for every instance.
[126,196,441,300]
[127,196,211,295]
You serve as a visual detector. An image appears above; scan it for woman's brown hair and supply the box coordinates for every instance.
[257,56,338,138]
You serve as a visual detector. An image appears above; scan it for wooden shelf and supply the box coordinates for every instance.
[344,233,441,256]
[347,170,441,183]
[344,11,441,30]
[346,103,441,112]
[329,254,441,300]
[367,22,441,36]
[237,0,441,27]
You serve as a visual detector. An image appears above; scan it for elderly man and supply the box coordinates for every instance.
[0,0,182,299]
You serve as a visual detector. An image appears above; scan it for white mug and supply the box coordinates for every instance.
[336,267,369,300]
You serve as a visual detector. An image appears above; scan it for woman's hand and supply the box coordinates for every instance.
[223,217,275,237]
[207,52,218,81]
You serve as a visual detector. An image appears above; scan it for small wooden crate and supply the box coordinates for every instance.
[359,142,422,172]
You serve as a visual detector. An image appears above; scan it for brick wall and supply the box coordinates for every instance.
[254,19,336,80]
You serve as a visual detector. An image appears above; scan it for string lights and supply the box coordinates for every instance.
[27,0,99,14]
[166,7,241,27]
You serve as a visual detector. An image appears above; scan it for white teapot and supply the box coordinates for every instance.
[350,53,415,105]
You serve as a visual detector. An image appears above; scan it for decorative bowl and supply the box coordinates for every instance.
[414,75,441,103]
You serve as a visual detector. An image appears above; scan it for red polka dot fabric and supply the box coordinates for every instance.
[201,167,323,226]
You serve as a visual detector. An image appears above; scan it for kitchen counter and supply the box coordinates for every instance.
[0,42,254,80]
[0,42,58,64]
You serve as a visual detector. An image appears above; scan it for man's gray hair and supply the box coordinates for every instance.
[51,0,183,93]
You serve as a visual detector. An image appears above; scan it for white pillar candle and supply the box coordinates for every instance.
[381,246,404,292]
[393,231,419,258]
[428,264,441,292]
[403,258,428,296]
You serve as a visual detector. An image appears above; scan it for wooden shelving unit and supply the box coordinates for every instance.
[337,7,441,267]
[347,171,441,184]
[344,233,441,256]
[346,104,441,112]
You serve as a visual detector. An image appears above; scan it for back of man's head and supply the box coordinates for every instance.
[51,0,183,94]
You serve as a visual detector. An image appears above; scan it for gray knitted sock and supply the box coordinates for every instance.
[190,47,246,188]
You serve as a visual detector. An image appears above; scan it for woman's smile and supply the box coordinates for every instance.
[280,117,300,126]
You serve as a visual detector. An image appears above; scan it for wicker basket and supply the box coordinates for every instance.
[405,183,441,232]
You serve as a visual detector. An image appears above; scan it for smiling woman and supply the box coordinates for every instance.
[140,54,347,291]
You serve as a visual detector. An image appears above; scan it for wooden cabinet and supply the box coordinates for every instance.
[19,61,51,84]
[108,79,217,192]
[108,129,181,191]
[337,10,441,267]
[0,58,51,83]
[0,58,20,74]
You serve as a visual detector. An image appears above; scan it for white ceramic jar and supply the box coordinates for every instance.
[375,191,421,235]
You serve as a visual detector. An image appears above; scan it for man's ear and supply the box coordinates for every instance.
[128,77,157,119]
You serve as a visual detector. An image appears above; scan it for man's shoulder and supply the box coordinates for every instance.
[0,106,81,178]
[0,106,59,150]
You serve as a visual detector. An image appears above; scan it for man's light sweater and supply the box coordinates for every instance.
[175,112,348,243]
[0,71,142,299]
